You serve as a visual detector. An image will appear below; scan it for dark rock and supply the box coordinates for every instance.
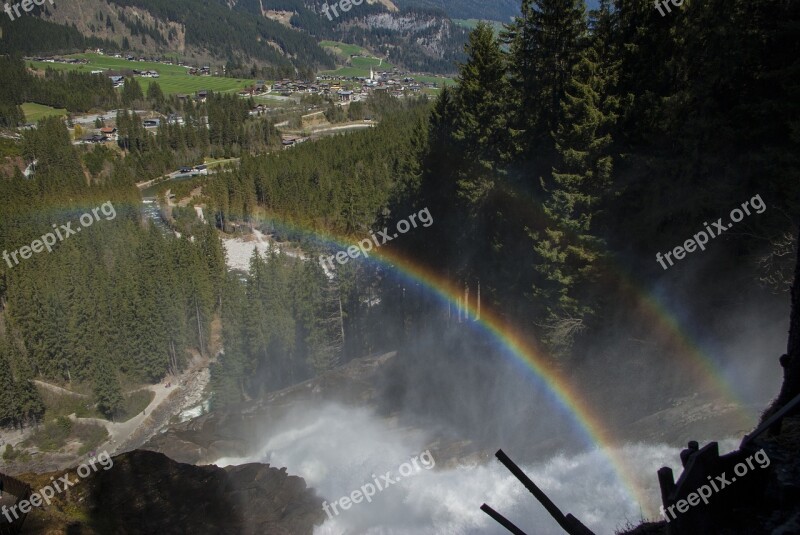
[83,450,325,535]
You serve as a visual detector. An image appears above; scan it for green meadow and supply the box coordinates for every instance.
[320,41,369,58]
[21,102,67,122]
[27,54,253,96]
[350,57,393,70]
[413,75,456,87]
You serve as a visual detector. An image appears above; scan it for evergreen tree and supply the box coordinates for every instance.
[121,77,144,106]
[93,357,123,418]
[533,47,616,354]
[506,0,588,165]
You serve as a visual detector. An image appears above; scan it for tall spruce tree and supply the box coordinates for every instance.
[533,47,616,354]
[506,0,588,167]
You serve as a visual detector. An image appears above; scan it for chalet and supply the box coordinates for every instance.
[100,127,118,141]
[196,90,209,102]
[338,90,354,102]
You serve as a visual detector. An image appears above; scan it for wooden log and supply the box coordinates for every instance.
[495,449,596,535]
[480,503,529,535]
[741,391,800,448]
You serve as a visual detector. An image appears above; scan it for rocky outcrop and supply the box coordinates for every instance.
[20,450,325,534]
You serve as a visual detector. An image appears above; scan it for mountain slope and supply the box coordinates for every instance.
[3,0,466,74]
[391,0,520,21]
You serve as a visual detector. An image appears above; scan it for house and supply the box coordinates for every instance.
[196,90,209,103]
[337,90,354,102]
[100,127,118,141]
[81,134,108,144]
[249,104,266,117]
[166,114,184,126]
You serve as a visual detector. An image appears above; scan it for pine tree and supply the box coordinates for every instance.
[121,77,144,106]
[93,357,123,418]
[533,46,616,354]
[0,338,21,427]
[506,0,588,164]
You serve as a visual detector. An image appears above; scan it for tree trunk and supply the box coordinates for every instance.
[195,300,205,357]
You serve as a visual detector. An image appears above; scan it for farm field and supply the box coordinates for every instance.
[413,75,455,87]
[320,41,370,58]
[21,102,67,122]
[27,54,254,96]
[350,57,393,70]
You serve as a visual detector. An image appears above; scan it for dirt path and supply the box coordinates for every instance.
[32,380,88,398]
[69,384,170,443]
[68,357,209,455]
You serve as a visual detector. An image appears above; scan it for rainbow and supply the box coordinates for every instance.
[367,248,653,507]
[220,212,754,516]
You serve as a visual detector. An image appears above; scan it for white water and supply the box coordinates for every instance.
[215,403,741,534]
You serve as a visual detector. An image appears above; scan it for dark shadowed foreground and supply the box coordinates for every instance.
[15,450,325,534]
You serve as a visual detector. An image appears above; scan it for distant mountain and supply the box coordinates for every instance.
[391,0,601,22]
[1,0,467,74]
[391,0,521,22]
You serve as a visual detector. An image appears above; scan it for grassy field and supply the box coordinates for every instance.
[28,54,254,96]
[21,102,67,122]
[414,75,456,87]
[320,41,369,58]
[320,47,394,78]
[320,67,374,78]
[351,57,393,70]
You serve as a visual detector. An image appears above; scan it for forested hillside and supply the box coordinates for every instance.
[202,0,800,367]
[391,0,520,21]
[2,0,468,75]
[1,0,797,474]
[378,0,800,355]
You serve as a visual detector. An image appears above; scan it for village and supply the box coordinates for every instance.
[20,52,442,153]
